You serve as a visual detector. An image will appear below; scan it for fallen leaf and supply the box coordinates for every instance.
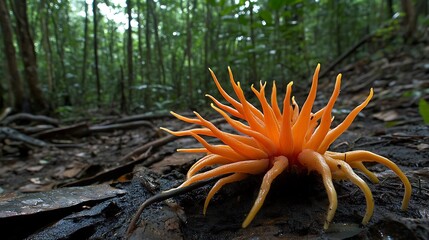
[373,110,400,121]
[26,165,44,172]
[54,161,89,179]
[39,160,49,165]
[19,183,55,193]
[150,152,203,174]
[416,143,429,151]
[29,177,43,184]
[75,152,86,157]
[0,184,126,218]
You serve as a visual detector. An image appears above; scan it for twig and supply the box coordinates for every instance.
[89,120,155,133]
[61,147,153,187]
[126,173,231,237]
[31,122,89,139]
[120,117,226,163]
[2,112,59,126]
[319,33,374,78]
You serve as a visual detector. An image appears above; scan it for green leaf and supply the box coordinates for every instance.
[207,0,217,6]
[259,10,272,25]
[268,0,284,10]
[419,98,429,124]
[238,15,248,25]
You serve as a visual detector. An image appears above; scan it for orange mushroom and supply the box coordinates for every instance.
[162,65,412,229]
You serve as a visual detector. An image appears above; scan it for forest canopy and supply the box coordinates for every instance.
[0,0,427,115]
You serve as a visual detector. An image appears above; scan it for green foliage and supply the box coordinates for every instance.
[55,106,75,119]
[1,0,408,113]
[268,0,285,10]
[374,17,401,40]
[419,98,429,124]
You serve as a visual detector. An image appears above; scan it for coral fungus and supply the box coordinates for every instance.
[162,65,411,229]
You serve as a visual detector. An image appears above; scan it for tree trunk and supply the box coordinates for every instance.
[12,0,47,112]
[81,1,89,100]
[120,65,127,113]
[137,0,145,96]
[145,0,152,108]
[400,0,417,41]
[149,0,166,84]
[126,0,133,110]
[93,0,101,107]
[185,0,193,106]
[335,1,341,57]
[203,1,212,95]
[248,1,258,83]
[51,15,70,105]
[386,0,393,18]
[0,0,24,111]
[39,0,53,94]
[171,52,180,100]
[416,0,428,17]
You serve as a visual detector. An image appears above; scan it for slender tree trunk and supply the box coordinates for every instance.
[93,0,101,107]
[108,21,116,66]
[203,1,212,94]
[171,52,180,99]
[40,0,53,94]
[126,0,133,109]
[400,0,417,41]
[51,15,69,104]
[214,5,222,74]
[12,0,47,112]
[81,1,89,99]
[416,0,428,17]
[274,9,283,76]
[386,0,393,18]
[149,0,165,84]
[119,65,127,113]
[335,2,341,57]
[185,0,193,105]
[0,0,23,111]
[421,0,427,16]
[145,0,152,108]
[137,0,145,87]
[248,1,258,83]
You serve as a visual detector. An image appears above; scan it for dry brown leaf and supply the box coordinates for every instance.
[372,110,400,121]
[150,152,203,174]
[62,161,89,178]
[26,165,44,172]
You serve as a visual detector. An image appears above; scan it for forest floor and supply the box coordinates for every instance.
[1,44,429,239]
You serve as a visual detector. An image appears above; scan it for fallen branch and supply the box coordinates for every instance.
[0,127,49,147]
[89,120,155,133]
[114,111,177,123]
[0,107,12,122]
[0,127,84,149]
[60,147,153,187]
[120,117,226,163]
[319,33,375,78]
[126,173,231,236]
[2,113,59,126]
[31,122,90,139]
[59,117,226,186]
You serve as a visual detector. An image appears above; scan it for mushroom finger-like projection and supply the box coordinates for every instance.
[161,64,412,229]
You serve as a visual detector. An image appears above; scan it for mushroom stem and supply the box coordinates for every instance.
[242,156,289,228]
[298,149,337,229]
